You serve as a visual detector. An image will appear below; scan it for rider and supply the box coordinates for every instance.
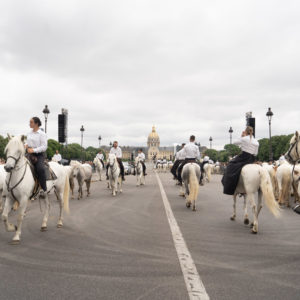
[177,135,200,185]
[171,143,186,180]
[137,149,147,176]
[96,150,105,168]
[221,126,259,195]
[106,141,125,181]
[26,117,48,198]
[52,150,62,164]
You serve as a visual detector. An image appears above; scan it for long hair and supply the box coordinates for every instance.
[245,126,254,139]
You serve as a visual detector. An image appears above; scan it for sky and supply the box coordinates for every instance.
[0,0,299,150]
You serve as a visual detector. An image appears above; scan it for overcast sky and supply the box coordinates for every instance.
[0,0,299,149]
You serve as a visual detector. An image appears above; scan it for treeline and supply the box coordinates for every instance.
[0,136,105,161]
[204,134,293,162]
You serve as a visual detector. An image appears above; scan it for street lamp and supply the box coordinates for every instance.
[98,135,102,148]
[229,127,233,144]
[209,136,213,149]
[80,125,85,161]
[42,105,50,133]
[266,107,274,161]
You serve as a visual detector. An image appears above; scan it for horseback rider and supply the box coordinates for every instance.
[53,150,62,164]
[171,143,186,180]
[26,117,48,198]
[106,141,125,181]
[222,126,259,195]
[137,149,147,176]
[177,135,201,185]
[96,150,105,168]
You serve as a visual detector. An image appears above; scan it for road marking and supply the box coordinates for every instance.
[155,172,210,300]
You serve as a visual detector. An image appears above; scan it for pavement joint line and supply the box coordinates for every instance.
[155,172,210,300]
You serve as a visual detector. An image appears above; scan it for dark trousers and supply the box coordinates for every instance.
[141,161,146,175]
[171,160,183,179]
[177,159,199,183]
[106,158,125,178]
[221,152,255,195]
[100,159,104,168]
[34,153,47,191]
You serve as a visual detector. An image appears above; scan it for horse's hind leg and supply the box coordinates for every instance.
[56,191,64,228]
[248,194,258,234]
[86,179,91,196]
[41,195,50,231]
[257,189,263,218]
[243,196,249,225]
[230,194,237,221]
[2,196,16,232]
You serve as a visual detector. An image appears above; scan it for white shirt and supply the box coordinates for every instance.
[110,146,122,158]
[203,156,210,162]
[137,152,145,161]
[53,153,62,161]
[234,135,259,156]
[96,153,104,160]
[216,161,220,166]
[26,129,47,153]
[182,142,200,159]
[176,149,186,160]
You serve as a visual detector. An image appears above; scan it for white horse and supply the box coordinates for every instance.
[64,165,75,199]
[134,157,145,186]
[93,157,103,181]
[0,165,6,212]
[204,163,213,182]
[107,154,122,196]
[2,135,70,244]
[262,163,279,200]
[214,165,221,174]
[70,160,92,200]
[231,164,280,234]
[179,163,201,211]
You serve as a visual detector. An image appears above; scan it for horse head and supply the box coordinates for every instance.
[4,135,26,173]
[108,154,117,167]
[286,131,300,164]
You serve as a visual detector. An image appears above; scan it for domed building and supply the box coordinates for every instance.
[147,126,173,160]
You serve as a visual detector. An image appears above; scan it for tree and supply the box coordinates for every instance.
[204,149,218,162]
[46,139,62,159]
[0,135,8,159]
[224,144,241,157]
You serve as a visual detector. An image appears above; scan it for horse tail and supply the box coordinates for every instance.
[260,168,280,217]
[189,165,199,202]
[63,173,70,214]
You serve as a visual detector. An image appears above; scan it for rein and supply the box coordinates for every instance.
[286,139,300,185]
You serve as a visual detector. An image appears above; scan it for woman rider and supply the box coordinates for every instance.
[222,126,259,195]
[26,117,48,198]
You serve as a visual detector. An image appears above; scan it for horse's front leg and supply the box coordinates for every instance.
[41,194,50,231]
[11,198,28,244]
[112,179,116,196]
[119,176,123,193]
[2,196,16,232]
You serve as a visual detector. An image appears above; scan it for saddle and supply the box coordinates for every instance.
[27,155,57,181]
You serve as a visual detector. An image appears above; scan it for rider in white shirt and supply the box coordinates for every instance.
[53,150,62,163]
[137,149,147,176]
[26,117,48,198]
[96,151,105,168]
[106,141,125,181]
[222,126,259,195]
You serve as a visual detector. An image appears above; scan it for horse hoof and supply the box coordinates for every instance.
[192,207,196,211]
[9,240,20,245]
[230,217,235,221]
[251,230,258,234]
[40,227,48,232]
[57,224,63,228]
[186,203,191,208]
[244,218,250,225]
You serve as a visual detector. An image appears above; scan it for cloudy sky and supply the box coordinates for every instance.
[0,0,299,149]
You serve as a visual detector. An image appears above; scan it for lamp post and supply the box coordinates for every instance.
[209,136,213,149]
[42,105,50,133]
[229,127,233,144]
[80,125,85,161]
[98,135,102,148]
[266,107,274,161]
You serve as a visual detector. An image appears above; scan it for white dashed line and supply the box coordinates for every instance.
[155,172,210,300]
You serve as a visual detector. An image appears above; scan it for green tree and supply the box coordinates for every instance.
[204,149,218,162]
[46,139,62,159]
[0,135,8,159]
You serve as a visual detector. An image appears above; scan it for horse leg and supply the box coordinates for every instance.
[257,189,263,219]
[119,176,123,193]
[2,196,16,232]
[56,190,64,228]
[231,193,237,221]
[86,179,91,196]
[248,194,258,234]
[243,195,249,225]
[11,198,28,244]
[40,194,50,231]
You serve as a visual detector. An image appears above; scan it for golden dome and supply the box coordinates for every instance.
[148,125,159,139]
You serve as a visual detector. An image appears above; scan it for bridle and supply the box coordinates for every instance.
[286,139,300,165]
[5,154,28,203]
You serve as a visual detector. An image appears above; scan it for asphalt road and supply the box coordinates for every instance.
[0,168,300,300]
